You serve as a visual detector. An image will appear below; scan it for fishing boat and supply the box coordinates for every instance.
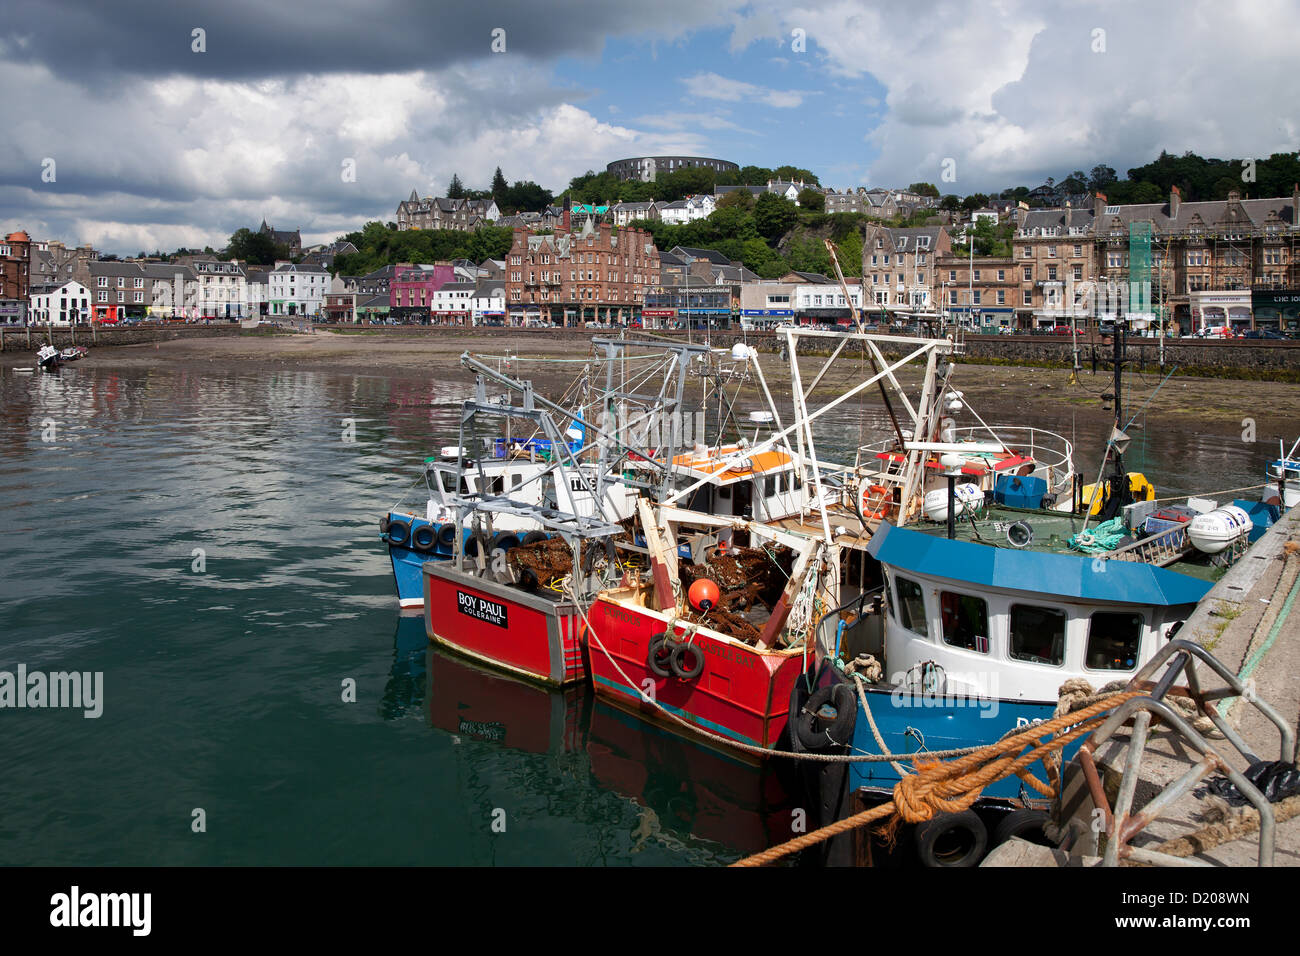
[59,346,88,362]
[1265,436,1300,509]
[418,339,713,684]
[586,502,833,750]
[36,344,60,369]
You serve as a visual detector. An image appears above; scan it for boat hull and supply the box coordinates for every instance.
[587,590,806,752]
[422,561,586,686]
[847,686,1078,802]
[386,510,451,608]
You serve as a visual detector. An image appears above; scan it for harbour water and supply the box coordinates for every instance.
[0,359,1266,865]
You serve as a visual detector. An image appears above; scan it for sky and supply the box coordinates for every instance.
[2,0,1298,255]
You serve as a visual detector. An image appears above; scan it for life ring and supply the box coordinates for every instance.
[386,519,411,547]
[646,633,674,679]
[913,810,988,867]
[859,484,894,520]
[794,684,856,750]
[991,809,1051,847]
[669,643,704,680]
[412,524,437,552]
[520,530,549,546]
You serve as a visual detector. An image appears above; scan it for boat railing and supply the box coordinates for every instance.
[855,425,1076,495]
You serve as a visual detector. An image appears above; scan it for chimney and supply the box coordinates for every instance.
[1169,185,1181,219]
[562,198,570,233]
[1093,191,1107,221]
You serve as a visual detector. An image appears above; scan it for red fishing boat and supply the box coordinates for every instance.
[423,557,593,686]
[585,503,831,752]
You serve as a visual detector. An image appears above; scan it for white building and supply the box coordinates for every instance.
[430,280,476,323]
[268,262,329,317]
[29,280,92,326]
[143,264,199,319]
[471,280,506,324]
[189,258,248,318]
[656,195,717,225]
[791,281,863,313]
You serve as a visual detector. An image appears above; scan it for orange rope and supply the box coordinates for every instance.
[730,690,1141,867]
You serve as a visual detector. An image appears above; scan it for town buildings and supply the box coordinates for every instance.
[395,192,500,231]
[504,217,659,326]
[861,224,952,314]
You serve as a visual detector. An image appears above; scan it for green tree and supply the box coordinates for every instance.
[773,165,819,186]
[491,167,508,201]
[447,173,466,199]
[940,194,961,212]
[225,227,285,265]
[797,188,826,212]
[1088,165,1118,191]
[908,182,940,199]
[754,193,798,240]
[716,189,754,212]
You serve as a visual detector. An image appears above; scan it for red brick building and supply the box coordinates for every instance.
[1,230,31,323]
[504,219,659,326]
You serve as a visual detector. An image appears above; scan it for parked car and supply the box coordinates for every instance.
[1241,328,1285,340]
[1051,325,1074,335]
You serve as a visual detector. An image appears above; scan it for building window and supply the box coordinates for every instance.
[973,270,980,281]
[1073,245,1082,258]
[972,291,981,305]
[996,290,1005,305]
[1010,605,1066,665]
[997,270,1005,281]
[1023,290,1032,305]
[948,270,956,282]
[940,591,989,653]
[1023,267,1031,281]
[97,276,107,288]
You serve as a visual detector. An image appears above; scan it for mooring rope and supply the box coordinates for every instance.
[728,691,1142,866]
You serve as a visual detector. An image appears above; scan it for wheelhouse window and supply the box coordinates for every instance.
[940,591,989,653]
[1009,604,1066,665]
[1086,612,1143,670]
[894,576,927,636]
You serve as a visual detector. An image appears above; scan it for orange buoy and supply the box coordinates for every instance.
[688,578,720,612]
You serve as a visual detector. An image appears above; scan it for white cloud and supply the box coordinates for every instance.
[728,0,1300,192]
[681,72,813,109]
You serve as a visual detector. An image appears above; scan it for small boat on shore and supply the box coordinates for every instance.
[59,345,88,362]
[36,344,60,370]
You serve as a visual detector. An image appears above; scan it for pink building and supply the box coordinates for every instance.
[389,262,455,321]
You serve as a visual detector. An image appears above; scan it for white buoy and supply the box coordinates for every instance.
[923,483,984,521]
[748,410,774,424]
[730,342,752,361]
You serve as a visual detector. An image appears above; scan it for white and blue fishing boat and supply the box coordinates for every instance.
[1265,436,1300,510]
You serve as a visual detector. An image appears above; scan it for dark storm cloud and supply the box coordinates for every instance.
[1,0,721,81]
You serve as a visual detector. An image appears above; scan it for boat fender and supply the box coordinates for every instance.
[794,684,855,750]
[387,519,411,547]
[489,531,521,555]
[380,515,391,535]
[991,809,1051,848]
[412,523,437,552]
[520,530,549,546]
[913,811,988,867]
[519,568,540,593]
[647,633,674,679]
[463,532,487,557]
[669,643,704,681]
[1006,521,1033,548]
[436,523,458,549]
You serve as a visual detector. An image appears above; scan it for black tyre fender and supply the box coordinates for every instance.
[646,633,674,679]
[991,809,1050,847]
[412,523,437,552]
[386,519,411,547]
[520,530,549,546]
[794,683,855,750]
[379,514,391,535]
[436,523,458,549]
[518,568,540,593]
[669,642,704,680]
[913,810,988,867]
[463,533,487,557]
[489,531,521,554]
